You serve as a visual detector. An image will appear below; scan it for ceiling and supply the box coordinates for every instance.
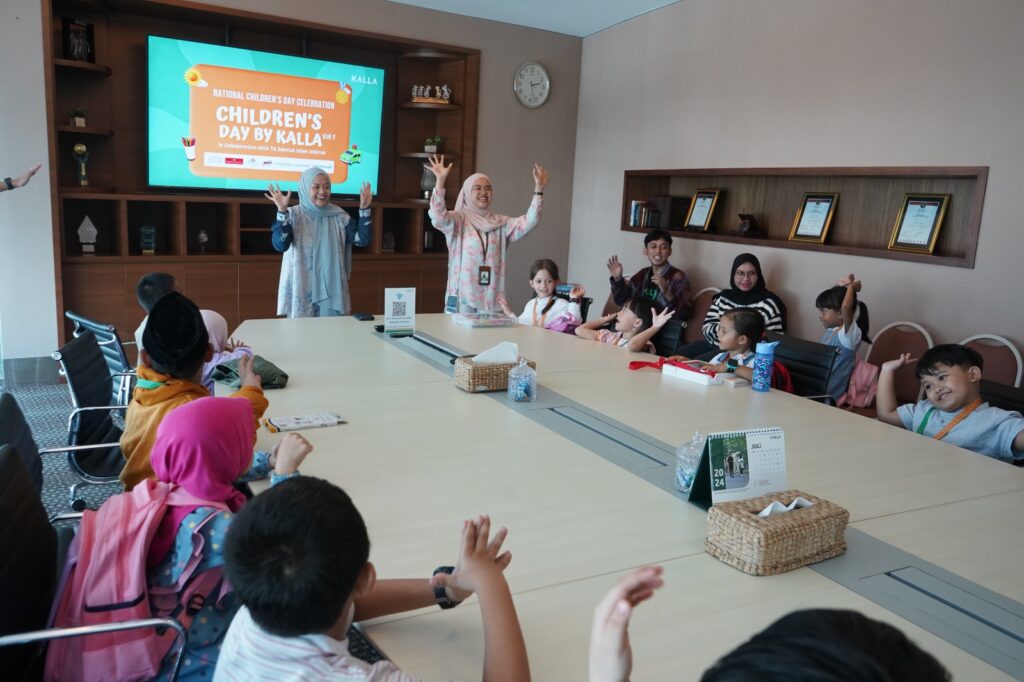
[384,0,680,37]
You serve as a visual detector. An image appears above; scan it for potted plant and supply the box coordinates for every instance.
[68,107,87,127]
[424,135,441,154]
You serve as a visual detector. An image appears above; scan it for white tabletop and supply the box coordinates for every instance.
[233,315,1024,680]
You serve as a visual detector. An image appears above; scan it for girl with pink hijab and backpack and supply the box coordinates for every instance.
[424,154,549,314]
[46,397,312,681]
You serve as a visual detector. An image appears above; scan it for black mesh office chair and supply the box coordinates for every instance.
[65,310,136,407]
[651,319,685,357]
[767,332,839,404]
[553,292,594,323]
[51,331,126,509]
[0,444,186,680]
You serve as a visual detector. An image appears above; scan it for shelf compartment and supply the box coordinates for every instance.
[126,200,177,256]
[185,202,230,255]
[57,125,114,136]
[53,58,111,75]
[61,197,120,257]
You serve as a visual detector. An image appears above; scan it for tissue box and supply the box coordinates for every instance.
[704,490,848,576]
[454,357,536,393]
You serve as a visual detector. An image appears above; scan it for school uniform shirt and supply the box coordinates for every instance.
[597,329,656,354]
[709,350,756,368]
[820,324,862,403]
[214,606,420,682]
[897,400,1024,463]
[517,296,580,328]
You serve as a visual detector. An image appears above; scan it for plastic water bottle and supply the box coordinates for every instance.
[675,430,705,493]
[752,340,779,393]
[507,357,537,403]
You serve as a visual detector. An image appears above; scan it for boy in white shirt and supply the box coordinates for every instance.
[876,344,1024,462]
[216,477,529,682]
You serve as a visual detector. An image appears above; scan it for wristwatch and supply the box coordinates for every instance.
[432,565,461,609]
[3,178,13,191]
[726,358,739,372]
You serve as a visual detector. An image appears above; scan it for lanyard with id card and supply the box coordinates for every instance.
[475,229,492,286]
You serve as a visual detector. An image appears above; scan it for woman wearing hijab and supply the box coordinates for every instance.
[423,154,549,313]
[147,397,312,680]
[266,168,372,317]
[679,253,788,358]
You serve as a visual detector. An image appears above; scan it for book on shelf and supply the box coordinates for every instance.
[629,200,662,228]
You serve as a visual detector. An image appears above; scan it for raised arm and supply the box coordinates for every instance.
[588,566,664,682]
[0,163,42,192]
[877,353,914,427]
[576,312,617,340]
[345,181,373,248]
[424,154,457,236]
[627,308,673,353]
[265,183,294,252]
[505,163,548,245]
[841,273,861,332]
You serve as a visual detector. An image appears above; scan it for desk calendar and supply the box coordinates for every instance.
[688,427,787,510]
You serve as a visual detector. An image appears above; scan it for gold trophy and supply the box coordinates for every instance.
[72,143,89,187]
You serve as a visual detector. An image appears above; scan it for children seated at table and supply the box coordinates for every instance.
[133,272,176,351]
[607,229,693,320]
[216,478,529,682]
[588,567,950,682]
[200,309,254,393]
[816,273,870,403]
[876,344,1024,463]
[119,292,268,490]
[670,308,764,381]
[575,298,672,353]
[498,258,585,332]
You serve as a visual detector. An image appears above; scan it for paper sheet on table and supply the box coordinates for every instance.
[472,342,518,364]
[757,496,813,517]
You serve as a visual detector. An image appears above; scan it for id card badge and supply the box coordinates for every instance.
[445,295,459,314]
[478,266,492,286]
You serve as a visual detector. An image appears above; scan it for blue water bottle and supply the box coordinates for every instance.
[752,340,779,393]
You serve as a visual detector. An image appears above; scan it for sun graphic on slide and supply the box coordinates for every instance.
[183,67,208,87]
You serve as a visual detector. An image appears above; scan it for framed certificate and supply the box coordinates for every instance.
[788,193,838,243]
[888,194,950,254]
[683,189,720,232]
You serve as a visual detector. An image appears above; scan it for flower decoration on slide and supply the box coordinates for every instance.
[184,66,208,87]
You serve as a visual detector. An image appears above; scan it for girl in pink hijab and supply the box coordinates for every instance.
[146,397,312,681]
[424,155,549,313]
[199,309,253,393]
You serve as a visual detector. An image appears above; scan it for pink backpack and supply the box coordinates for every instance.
[838,357,880,409]
[45,479,229,682]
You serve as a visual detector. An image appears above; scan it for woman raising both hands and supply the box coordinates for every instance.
[424,154,548,314]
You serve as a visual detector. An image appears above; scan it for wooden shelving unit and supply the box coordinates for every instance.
[43,0,479,341]
[621,167,988,268]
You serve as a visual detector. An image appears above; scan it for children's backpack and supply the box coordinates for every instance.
[771,360,794,393]
[45,479,229,682]
[838,357,880,408]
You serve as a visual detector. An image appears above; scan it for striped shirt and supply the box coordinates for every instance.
[214,606,421,682]
[701,292,786,344]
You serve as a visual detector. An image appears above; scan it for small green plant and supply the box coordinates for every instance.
[68,107,87,118]
[424,135,442,147]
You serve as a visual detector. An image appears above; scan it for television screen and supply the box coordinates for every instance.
[147,36,385,194]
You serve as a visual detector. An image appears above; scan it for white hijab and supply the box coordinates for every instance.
[454,173,510,233]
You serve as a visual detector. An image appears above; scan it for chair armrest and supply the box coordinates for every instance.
[121,340,137,348]
[49,511,84,524]
[802,394,837,406]
[0,618,187,681]
[38,442,122,456]
[66,405,125,431]
[112,371,136,378]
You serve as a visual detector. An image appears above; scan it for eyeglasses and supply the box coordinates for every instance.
[735,272,757,279]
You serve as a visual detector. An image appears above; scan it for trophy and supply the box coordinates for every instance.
[72,143,89,187]
[198,228,209,254]
[420,166,435,199]
[77,216,98,254]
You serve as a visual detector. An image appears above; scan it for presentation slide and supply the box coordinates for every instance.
[148,36,385,193]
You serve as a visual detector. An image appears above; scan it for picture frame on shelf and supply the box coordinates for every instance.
[682,189,720,232]
[888,193,950,254]
[61,17,95,63]
[788,192,839,244]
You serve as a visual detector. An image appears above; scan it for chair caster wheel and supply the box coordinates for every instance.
[71,498,87,512]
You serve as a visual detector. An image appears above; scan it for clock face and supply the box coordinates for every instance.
[513,62,550,109]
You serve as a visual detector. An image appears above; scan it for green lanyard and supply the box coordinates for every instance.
[915,407,936,434]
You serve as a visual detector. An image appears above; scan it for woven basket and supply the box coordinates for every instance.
[453,357,536,393]
[704,490,848,576]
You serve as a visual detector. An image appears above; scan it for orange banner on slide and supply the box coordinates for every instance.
[186,64,351,182]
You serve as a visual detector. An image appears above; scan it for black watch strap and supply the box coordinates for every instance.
[3,178,13,191]
[432,565,460,609]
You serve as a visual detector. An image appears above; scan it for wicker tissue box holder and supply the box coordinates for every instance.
[453,357,536,393]
[704,490,849,576]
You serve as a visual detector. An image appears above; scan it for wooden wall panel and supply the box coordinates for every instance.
[181,264,239,333]
[61,263,127,343]
[238,262,281,324]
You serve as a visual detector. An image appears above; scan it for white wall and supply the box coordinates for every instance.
[0,0,57,360]
[569,0,1024,350]
[0,0,581,358]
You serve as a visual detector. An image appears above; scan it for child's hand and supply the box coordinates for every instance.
[496,294,514,317]
[225,337,250,352]
[881,352,915,373]
[706,362,728,373]
[441,516,511,597]
[588,566,664,682]
[237,354,262,389]
[651,272,668,293]
[651,307,674,328]
[606,256,624,280]
[271,433,313,475]
[667,355,689,363]
[838,272,862,292]
[432,516,512,604]
[570,285,587,300]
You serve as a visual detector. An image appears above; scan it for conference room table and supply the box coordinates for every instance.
[232,314,1024,680]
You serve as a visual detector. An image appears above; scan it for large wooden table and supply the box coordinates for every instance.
[233,315,1024,680]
